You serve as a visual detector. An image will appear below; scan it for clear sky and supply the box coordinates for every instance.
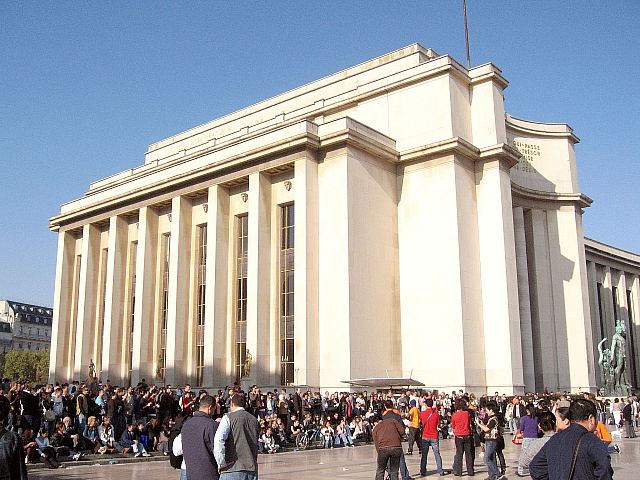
[1,1,638,307]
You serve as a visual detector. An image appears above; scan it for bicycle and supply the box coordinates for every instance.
[296,427,324,450]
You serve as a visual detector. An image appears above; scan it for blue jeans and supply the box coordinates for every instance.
[220,472,258,480]
[420,438,443,475]
[400,452,411,480]
[179,469,188,480]
[484,440,501,480]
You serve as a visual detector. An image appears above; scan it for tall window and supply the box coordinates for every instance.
[159,233,170,381]
[128,241,137,382]
[612,285,619,322]
[235,215,248,382]
[280,204,295,385]
[195,225,207,386]
[627,289,637,387]
[597,282,606,339]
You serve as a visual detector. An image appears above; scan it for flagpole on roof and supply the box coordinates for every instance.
[463,0,472,68]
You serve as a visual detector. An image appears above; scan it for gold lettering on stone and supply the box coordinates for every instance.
[512,140,541,173]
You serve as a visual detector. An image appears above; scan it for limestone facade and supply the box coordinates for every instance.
[48,44,638,394]
[0,300,53,354]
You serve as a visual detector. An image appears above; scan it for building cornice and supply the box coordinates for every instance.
[511,182,592,208]
[506,113,580,144]
[584,237,640,272]
[398,138,519,169]
[50,117,397,231]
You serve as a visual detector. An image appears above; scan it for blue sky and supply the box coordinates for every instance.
[1,1,638,306]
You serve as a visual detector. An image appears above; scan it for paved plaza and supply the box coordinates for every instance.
[29,435,640,479]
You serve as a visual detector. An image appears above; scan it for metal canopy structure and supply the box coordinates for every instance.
[341,377,425,389]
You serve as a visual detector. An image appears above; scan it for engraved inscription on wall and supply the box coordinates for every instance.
[512,140,541,173]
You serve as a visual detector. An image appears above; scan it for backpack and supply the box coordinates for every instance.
[168,425,184,469]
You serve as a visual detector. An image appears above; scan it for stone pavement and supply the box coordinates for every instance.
[29,435,640,479]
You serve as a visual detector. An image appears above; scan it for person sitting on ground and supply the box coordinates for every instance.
[261,427,280,453]
[145,417,161,451]
[321,420,334,448]
[517,412,556,477]
[351,416,365,440]
[21,428,38,464]
[289,416,302,444]
[157,417,173,455]
[83,416,101,453]
[98,415,120,454]
[334,418,355,447]
[35,428,60,469]
[119,423,151,457]
[61,416,83,451]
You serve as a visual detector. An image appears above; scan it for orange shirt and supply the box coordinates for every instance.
[593,421,612,443]
[408,406,420,428]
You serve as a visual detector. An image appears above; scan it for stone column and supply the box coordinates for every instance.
[553,205,596,392]
[49,230,76,384]
[132,207,158,385]
[246,172,271,386]
[586,261,602,387]
[101,216,127,383]
[74,224,100,380]
[475,158,524,395]
[294,152,320,388]
[525,209,560,391]
[165,196,192,386]
[513,206,536,392]
[204,186,230,388]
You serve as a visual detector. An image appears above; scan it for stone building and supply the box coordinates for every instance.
[48,44,639,394]
[0,300,53,354]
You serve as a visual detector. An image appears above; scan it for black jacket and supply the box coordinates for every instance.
[530,423,613,480]
[0,425,28,480]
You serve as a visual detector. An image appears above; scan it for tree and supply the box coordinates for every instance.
[35,349,50,383]
[1,349,49,383]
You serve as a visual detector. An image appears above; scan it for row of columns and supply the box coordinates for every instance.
[512,205,596,393]
[586,261,640,388]
[50,158,319,388]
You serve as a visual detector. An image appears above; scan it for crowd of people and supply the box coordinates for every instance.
[0,376,638,478]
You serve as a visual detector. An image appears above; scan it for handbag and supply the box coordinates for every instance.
[512,431,523,445]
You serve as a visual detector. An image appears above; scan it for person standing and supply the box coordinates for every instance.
[214,393,260,480]
[420,398,449,477]
[181,395,220,480]
[529,399,613,480]
[372,415,405,480]
[451,400,474,477]
[518,404,540,450]
[510,398,524,434]
[0,402,29,479]
[381,400,412,480]
[475,402,503,480]
[406,400,421,455]
[622,398,636,438]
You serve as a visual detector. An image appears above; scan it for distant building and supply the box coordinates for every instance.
[0,300,53,354]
